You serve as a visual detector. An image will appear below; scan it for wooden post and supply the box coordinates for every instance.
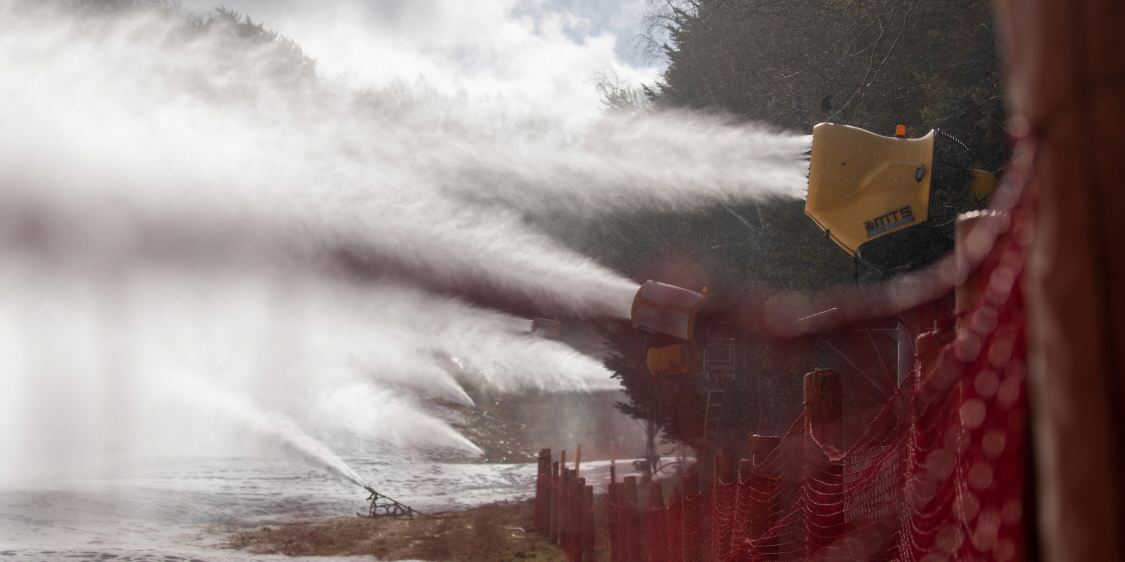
[647,481,665,562]
[681,474,702,562]
[715,449,735,484]
[624,476,642,562]
[803,369,843,451]
[954,211,993,320]
[559,450,568,548]
[667,486,682,562]
[710,450,737,562]
[562,469,571,549]
[682,473,699,497]
[535,449,543,532]
[584,484,596,562]
[748,435,781,466]
[537,448,551,533]
[738,459,752,481]
[746,434,781,542]
[551,460,561,543]
[612,481,621,562]
[574,477,586,562]
[803,369,844,556]
[650,480,664,509]
[733,459,754,554]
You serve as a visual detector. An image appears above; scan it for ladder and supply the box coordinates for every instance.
[701,324,737,446]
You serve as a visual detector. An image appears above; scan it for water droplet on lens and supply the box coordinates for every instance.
[961,399,987,429]
[975,371,1000,398]
[968,462,994,490]
[1002,500,1022,525]
[956,335,982,362]
[982,430,1006,458]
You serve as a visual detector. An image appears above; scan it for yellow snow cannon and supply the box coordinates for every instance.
[804,123,998,280]
[646,344,702,377]
[630,280,709,342]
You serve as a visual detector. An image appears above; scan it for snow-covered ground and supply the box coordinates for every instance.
[0,455,650,561]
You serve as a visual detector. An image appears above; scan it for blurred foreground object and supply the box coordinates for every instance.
[995,0,1125,559]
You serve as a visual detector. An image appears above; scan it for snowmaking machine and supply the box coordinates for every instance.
[623,123,1002,446]
[630,280,736,451]
[804,123,998,281]
[803,122,1001,381]
[630,280,709,377]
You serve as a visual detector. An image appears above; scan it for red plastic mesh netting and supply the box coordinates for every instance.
[541,193,1030,562]
[711,208,1025,562]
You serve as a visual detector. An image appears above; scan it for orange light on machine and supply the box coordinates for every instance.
[895,125,906,138]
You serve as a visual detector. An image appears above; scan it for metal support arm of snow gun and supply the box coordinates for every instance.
[363,486,417,518]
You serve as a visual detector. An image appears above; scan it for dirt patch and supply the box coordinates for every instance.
[225,499,564,561]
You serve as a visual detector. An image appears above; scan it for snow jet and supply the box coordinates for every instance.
[0,2,812,483]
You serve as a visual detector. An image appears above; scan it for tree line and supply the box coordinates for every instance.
[594,0,1008,461]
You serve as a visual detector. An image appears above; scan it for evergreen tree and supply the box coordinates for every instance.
[597,0,1008,457]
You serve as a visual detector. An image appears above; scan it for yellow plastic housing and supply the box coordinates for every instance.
[631,280,708,342]
[970,169,1000,201]
[647,344,701,377]
[805,123,936,255]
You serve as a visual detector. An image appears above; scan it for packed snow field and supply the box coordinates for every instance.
[0,456,647,561]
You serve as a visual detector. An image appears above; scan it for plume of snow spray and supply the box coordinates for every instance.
[0,2,811,482]
[166,375,386,489]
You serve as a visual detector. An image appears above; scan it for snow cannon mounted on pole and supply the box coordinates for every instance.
[630,280,709,377]
[631,281,739,453]
[804,123,998,282]
[804,123,1000,383]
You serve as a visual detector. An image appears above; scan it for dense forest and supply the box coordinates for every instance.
[593,0,1008,460]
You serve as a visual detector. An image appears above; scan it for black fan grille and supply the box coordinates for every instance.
[928,130,973,234]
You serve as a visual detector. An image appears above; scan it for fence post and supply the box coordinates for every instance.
[574,476,586,562]
[681,474,702,562]
[608,481,619,562]
[537,448,551,533]
[608,462,618,562]
[803,369,844,558]
[711,451,737,562]
[624,476,642,562]
[551,460,561,543]
[618,480,631,562]
[804,369,843,450]
[746,434,781,542]
[566,470,575,560]
[748,435,780,465]
[648,481,666,562]
[560,468,568,549]
[733,458,753,554]
[584,484,596,562]
[556,451,566,545]
[667,486,683,562]
[715,449,735,483]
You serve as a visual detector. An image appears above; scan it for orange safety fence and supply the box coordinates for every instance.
[536,202,1029,562]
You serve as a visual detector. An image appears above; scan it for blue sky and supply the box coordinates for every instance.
[176,0,664,121]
